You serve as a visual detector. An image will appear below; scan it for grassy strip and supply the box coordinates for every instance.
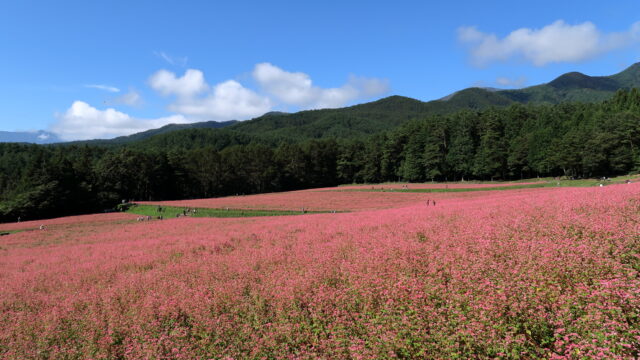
[0,229,24,236]
[127,204,331,218]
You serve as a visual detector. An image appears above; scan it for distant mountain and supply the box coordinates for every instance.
[0,130,61,144]
[1,121,238,145]
[66,120,239,146]
[225,63,640,141]
[433,63,640,107]
[116,120,240,142]
[11,63,640,146]
[475,62,640,105]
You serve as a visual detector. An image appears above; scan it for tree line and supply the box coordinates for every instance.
[2,89,640,222]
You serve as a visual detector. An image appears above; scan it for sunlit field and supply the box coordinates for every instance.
[1,183,639,359]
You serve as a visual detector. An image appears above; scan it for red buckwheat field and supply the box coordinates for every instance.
[1,184,639,359]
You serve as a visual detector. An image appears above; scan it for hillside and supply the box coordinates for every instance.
[100,62,640,145]
[128,91,518,146]
[65,120,239,146]
[0,130,60,144]
[3,88,640,223]
[228,96,430,140]
[497,62,640,104]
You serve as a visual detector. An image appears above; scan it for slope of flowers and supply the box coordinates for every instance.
[138,190,437,211]
[0,212,138,232]
[139,185,561,212]
[318,180,547,191]
[1,185,639,359]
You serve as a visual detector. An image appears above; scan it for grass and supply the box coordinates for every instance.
[126,204,333,218]
[0,229,24,236]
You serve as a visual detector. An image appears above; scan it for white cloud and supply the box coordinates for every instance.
[154,51,188,67]
[168,80,272,121]
[149,69,208,98]
[52,64,389,140]
[458,20,640,66]
[252,62,389,108]
[85,84,120,93]
[495,76,527,88]
[148,69,272,121]
[114,89,143,106]
[51,101,187,141]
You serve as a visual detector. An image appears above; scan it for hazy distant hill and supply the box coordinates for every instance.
[0,130,60,144]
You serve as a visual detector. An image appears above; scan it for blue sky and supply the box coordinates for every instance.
[1,0,639,140]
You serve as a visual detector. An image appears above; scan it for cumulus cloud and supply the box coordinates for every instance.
[169,80,272,121]
[495,76,527,88]
[458,20,640,66]
[252,62,389,108]
[53,64,389,140]
[147,65,388,120]
[51,101,187,141]
[149,69,272,121]
[85,84,120,93]
[149,69,208,97]
[154,51,188,67]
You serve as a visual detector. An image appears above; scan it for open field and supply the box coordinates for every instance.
[136,183,561,212]
[138,178,637,212]
[1,183,640,358]
[137,189,442,212]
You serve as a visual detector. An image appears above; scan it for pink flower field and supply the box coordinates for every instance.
[1,184,640,358]
[138,189,441,212]
[138,185,557,212]
[317,180,548,191]
[0,212,139,232]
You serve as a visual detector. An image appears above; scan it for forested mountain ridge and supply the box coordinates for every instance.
[82,61,640,144]
[497,62,640,104]
[114,93,518,150]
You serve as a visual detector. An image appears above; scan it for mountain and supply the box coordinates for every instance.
[484,62,640,105]
[65,120,239,146]
[224,89,520,141]
[0,130,61,144]
[151,63,640,143]
[10,63,640,146]
[111,120,240,143]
